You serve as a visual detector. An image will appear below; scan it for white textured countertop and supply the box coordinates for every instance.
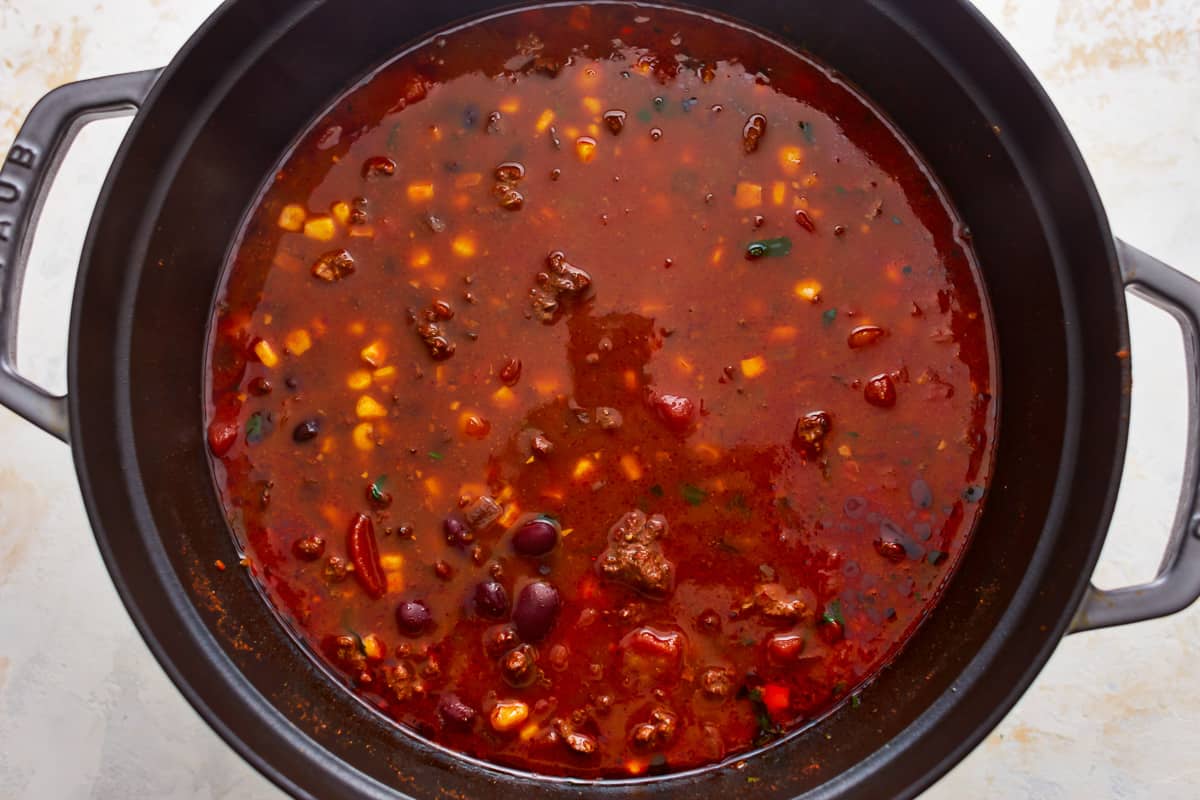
[1,1,1198,797]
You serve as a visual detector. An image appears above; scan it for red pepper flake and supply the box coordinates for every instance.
[347,513,387,598]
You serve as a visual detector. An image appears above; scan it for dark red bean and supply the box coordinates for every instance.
[874,538,907,563]
[511,518,559,557]
[292,535,326,561]
[396,600,433,636]
[818,618,844,645]
[653,393,695,432]
[347,513,386,599]
[475,581,510,618]
[444,516,473,546]
[293,418,321,442]
[767,632,805,661]
[864,374,897,408]
[362,156,396,179]
[513,581,561,642]
[247,376,273,396]
[498,357,522,386]
[602,109,627,135]
[438,693,477,727]
[207,418,238,457]
[848,325,885,349]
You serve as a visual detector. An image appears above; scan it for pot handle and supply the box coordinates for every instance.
[0,69,160,443]
[1071,239,1200,632]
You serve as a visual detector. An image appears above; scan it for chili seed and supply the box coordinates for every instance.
[650,127,663,142]
[432,300,455,320]
[494,161,526,182]
[434,560,454,580]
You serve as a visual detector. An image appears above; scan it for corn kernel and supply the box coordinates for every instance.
[380,554,405,572]
[331,201,351,225]
[535,109,555,133]
[423,476,442,497]
[490,700,529,732]
[734,182,763,209]
[285,329,312,356]
[347,370,372,390]
[303,215,335,241]
[619,454,643,481]
[769,325,798,342]
[838,444,853,457]
[519,724,541,741]
[779,146,804,173]
[373,366,397,381]
[352,422,375,450]
[410,247,432,269]
[497,503,521,528]
[253,339,280,368]
[361,633,385,661]
[575,136,597,163]
[386,572,405,593]
[356,395,388,419]
[794,280,822,303]
[407,181,435,202]
[348,225,376,239]
[451,235,476,258]
[360,340,386,368]
[573,458,596,481]
[277,204,306,231]
[499,98,520,114]
[582,96,603,114]
[741,356,767,378]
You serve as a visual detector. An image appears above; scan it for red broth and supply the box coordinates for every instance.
[205,2,996,779]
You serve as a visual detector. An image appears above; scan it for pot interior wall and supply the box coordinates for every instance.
[72,1,1128,798]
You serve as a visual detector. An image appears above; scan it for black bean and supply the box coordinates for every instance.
[396,600,433,637]
[292,418,320,442]
[444,516,473,545]
[512,518,559,557]
[512,581,561,641]
[475,580,510,618]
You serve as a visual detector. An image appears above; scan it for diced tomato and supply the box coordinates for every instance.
[762,683,790,717]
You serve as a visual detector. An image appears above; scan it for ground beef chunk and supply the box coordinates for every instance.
[382,662,420,702]
[631,707,678,749]
[746,582,814,622]
[596,510,674,597]
[531,250,593,323]
[698,666,735,700]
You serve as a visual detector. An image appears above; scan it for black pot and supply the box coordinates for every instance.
[2,1,1199,798]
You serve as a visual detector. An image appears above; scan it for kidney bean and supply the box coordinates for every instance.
[513,581,561,641]
[652,393,695,432]
[511,518,559,557]
[396,600,433,636]
[498,357,522,386]
[207,418,238,456]
[293,418,321,442]
[475,581,510,618]
[767,632,806,661]
[438,693,477,727]
[444,515,473,546]
[874,538,907,563]
[864,374,897,408]
[347,513,386,598]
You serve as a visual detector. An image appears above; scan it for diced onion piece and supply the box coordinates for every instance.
[490,700,529,732]
[794,280,822,303]
[360,340,386,368]
[356,395,388,419]
[740,356,767,378]
[451,235,476,258]
[277,204,306,231]
[734,182,763,209]
[303,215,335,241]
[253,339,280,368]
[779,146,804,173]
[407,181,435,202]
[285,329,312,355]
[352,422,375,451]
[772,181,787,206]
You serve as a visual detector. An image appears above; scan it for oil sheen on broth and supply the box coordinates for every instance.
[205,3,997,779]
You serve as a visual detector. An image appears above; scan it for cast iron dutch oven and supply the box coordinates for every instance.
[2,1,1199,797]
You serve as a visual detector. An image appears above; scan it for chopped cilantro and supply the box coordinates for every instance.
[822,599,844,626]
[902,264,913,275]
[245,412,267,444]
[681,483,708,506]
[798,120,815,144]
[428,451,444,461]
[851,694,862,708]
[649,484,665,498]
[746,236,793,260]
[822,308,838,327]
[369,475,388,503]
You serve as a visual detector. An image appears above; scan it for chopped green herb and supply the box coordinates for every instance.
[746,236,793,259]
[369,475,388,503]
[745,687,783,743]
[832,681,847,695]
[747,777,762,785]
[798,120,815,144]
[822,599,844,626]
[891,215,902,225]
[649,484,665,498]
[846,431,860,439]
[851,694,862,708]
[636,108,653,124]
[822,308,838,327]
[428,451,444,461]
[727,492,752,518]
[245,412,267,444]
[681,483,708,506]
[902,264,913,275]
